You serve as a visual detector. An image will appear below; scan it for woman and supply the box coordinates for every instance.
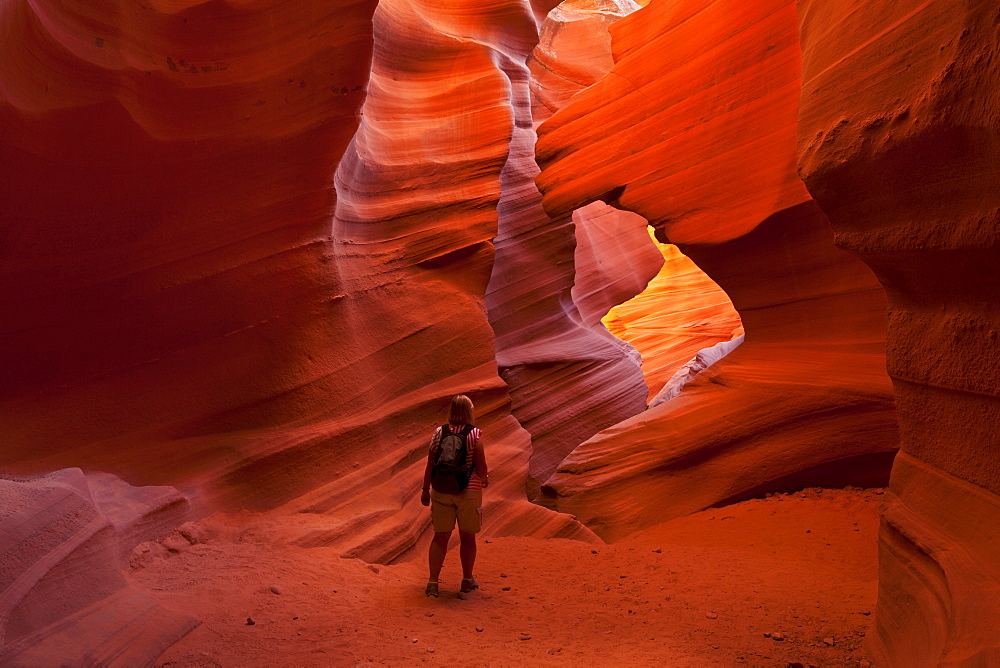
[420,394,488,597]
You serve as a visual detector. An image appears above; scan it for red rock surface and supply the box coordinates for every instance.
[536,0,897,535]
[0,0,590,658]
[796,0,1000,662]
[486,1,659,499]
[2,0,996,663]
[528,0,641,125]
[0,0,378,492]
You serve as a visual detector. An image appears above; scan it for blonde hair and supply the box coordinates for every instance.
[448,394,474,426]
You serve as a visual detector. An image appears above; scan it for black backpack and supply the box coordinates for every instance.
[431,424,475,494]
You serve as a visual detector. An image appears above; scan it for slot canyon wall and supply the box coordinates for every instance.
[796,0,1000,663]
[1,0,997,665]
[0,0,594,660]
[533,0,998,663]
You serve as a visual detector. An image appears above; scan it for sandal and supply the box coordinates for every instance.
[460,577,479,593]
[425,581,440,598]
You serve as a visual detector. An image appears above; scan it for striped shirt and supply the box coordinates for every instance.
[429,424,483,492]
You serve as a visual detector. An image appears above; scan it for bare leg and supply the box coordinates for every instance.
[458,530,477,579]
[428,531,451,581]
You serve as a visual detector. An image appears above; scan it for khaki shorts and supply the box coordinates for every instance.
[430,489,483,533]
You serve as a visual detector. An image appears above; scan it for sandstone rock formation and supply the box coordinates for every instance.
[275,0,596,560]
[486,0,658,499]
[0,0,379,496]
[536,0,898,537]
[3,0,996,663]
[796,0,1000,662]
[0,469,197,666]
[528,0,642,125]
[0,0,596,657]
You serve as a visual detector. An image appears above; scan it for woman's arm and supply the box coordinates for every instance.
[420,429,439,506]
[473,434,488,488]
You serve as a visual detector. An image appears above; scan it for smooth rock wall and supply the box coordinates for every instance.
[0,0,595,567]
[0,0,378,494]
[796,0,1000,662]
[487,0,658,499]
[269,0,598,561]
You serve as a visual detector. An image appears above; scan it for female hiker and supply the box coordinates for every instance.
[420,394,488,597]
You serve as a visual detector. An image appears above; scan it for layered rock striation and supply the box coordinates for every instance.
[796,0,1000,662]
[278,0,597,560]
[0,0,379,497]
[536,0,897,538]
[486,0,659,499]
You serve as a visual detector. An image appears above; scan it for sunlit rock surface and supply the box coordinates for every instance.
[537,0,897,535]
[0,5,596,661]
[0,469,196,666]
[604,241,743,401]
[797,0,1000,662]
[279,0,595,559]
[2,0,996,663]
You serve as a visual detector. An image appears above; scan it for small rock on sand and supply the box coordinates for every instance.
[246,618,255,626]
[705,612,718,619]
[269,586,281,595]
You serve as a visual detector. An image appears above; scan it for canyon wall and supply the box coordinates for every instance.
[0,0,600,656]
[796,0,1000,663]
[0,0,602,549]
[0,0,379,498]
[279,0,598,561]
[486,0,660,499]
[535,0,897,538]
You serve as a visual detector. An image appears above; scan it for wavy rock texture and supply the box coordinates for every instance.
[604,240,743,400]
[796,0,1000,663]
[0,0,378,496]
[536,0,897,536]
[528,0,641,125]
[0,0,593,536]
[266,0,603,562]
[486,0,658,499]
[0,469,196,665]
[488,198,661,499]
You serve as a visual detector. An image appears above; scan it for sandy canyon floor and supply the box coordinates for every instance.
[135,488,882,667]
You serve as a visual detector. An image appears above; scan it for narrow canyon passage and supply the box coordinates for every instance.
[2,0,998,665]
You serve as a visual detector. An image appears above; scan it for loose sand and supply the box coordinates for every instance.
[135,488,882,667]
